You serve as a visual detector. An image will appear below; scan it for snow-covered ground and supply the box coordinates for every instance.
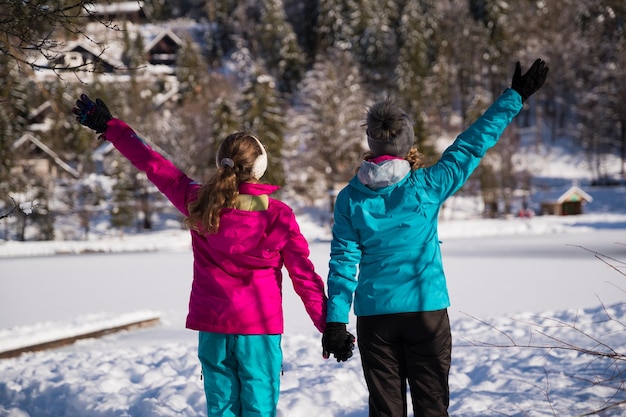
[1,186,625,417]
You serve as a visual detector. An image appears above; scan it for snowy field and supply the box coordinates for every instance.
[1,189,626,416]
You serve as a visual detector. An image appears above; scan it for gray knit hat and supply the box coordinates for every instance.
[366,99,415,158]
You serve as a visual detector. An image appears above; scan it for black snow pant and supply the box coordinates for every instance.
[356,309,451,417]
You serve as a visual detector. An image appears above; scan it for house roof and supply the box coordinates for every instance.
[61,41,124,71]
[144,29,184,53]
[540,185,593,204]
[28,101,52,123]
[13,133,80,178]
[85,1,147,19]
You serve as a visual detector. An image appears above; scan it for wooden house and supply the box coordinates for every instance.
[85,1,147,23]
[538,185,593,215]
[52,41,122,73]
[145,30,184,67]
[13,133,80,182]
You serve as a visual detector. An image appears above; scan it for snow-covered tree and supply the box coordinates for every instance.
[210,94,241,149]
[239,71,286,186]
[0,54,31,233]
[256,0,307,93]
[282,0,318,60]
[0,58,24,198]
[121,22,146,70]
[395,0,437,152]
[573,1,626,182]
[287,48,366,205]
[316,0,358,51]
[110,169,135,231]
[176,36,210,102]
[353,0,399,89]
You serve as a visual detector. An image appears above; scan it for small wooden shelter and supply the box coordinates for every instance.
[539,185,593,215]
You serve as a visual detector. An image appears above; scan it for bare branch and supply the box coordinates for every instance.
[594,254,626,278]
[0,197,41,221]
[460,312,518,345]
[568,244,626,268]
[575,399,626,417]
[0,197,20,220]
[462,310,626,362]
[0,0,125,76]
[462,245,626,416]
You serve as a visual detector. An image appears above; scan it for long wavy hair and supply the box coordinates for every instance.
[185,132,265,234]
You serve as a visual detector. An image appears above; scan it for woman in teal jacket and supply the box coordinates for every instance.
[322,59,548,417]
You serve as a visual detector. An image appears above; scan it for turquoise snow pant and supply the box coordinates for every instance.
[198,332,282,417]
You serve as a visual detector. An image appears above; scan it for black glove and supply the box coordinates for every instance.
[511,58,549,102]
[72,94,113,134]
[322,322,356,362]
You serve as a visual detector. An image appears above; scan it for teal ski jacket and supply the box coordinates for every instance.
[327,88,523,323]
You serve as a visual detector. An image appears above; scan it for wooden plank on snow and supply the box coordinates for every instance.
[0,316,160,359]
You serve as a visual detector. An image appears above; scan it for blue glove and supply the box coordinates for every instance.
[72,94,112,134]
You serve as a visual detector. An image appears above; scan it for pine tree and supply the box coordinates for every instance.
[239,70,286,186]
[110,170,135,231]
[469,0,513,97]
[0,53,31,237]
[205,0,239,59]
[0,56,21,201]
[395,0,434,154]
[121,22,146,70]
[315,0,353,51]
[44,80,92,166]
[572,0,626,182]
[143,0,174,21]
[353,0,399,89]
[316,0,400,89]
[211,94,241,150]
[282,0,318,61]
[257,0,307,93]
[287,48,366,204]
[176,35,210,102]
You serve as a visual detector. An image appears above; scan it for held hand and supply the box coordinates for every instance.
[334,331,356,362]
[322,322,356,362]
[511,58,549,102]
[72,94,113,134]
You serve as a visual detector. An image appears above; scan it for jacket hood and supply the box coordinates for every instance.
[357,159,411,190]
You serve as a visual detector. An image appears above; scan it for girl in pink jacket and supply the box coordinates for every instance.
[72,94,327,417]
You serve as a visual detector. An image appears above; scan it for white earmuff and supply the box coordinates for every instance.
[251,136,267,179]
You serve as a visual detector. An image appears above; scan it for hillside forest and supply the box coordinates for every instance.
[0,0,624,241]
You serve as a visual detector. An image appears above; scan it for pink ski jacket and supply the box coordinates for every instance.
[103,119,327,335]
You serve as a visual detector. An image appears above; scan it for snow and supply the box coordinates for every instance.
[0,311,160,354]
[1,204,625,416]
[1,178,626,416]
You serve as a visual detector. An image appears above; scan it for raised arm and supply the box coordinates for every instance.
[424,59,549,202]
[72,94,196,215]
